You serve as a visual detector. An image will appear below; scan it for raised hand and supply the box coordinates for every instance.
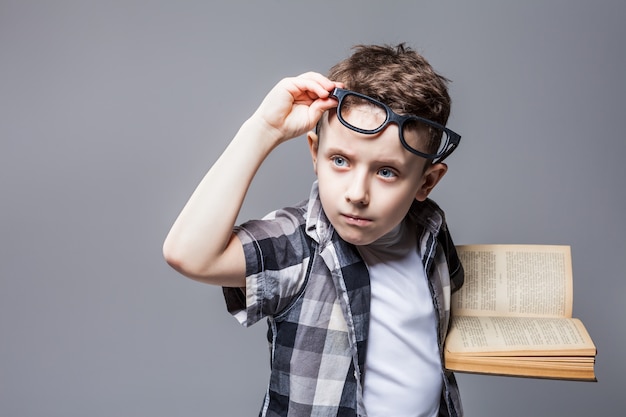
[251,72,341,145]
[163,72,341,285]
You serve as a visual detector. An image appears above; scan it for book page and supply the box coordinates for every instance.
[445,316,595,355]
[452,245,573,318]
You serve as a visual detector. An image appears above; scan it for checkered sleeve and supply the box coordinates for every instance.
[222,204,313,327]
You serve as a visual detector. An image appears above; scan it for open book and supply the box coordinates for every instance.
[444,244,596,381]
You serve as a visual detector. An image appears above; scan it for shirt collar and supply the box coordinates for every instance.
[305,180,332,245]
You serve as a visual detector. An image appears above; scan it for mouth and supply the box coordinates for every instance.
[341,213,372,226]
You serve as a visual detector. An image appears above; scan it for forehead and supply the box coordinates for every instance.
[340,103,387,130]
[329,99,431,154]
[320,112,426,170]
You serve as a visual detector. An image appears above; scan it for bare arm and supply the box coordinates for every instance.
[163,73,340,287]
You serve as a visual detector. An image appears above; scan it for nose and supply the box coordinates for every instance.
[345,171,369,206]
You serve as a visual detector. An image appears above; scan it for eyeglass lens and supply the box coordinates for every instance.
[337,93,448,157]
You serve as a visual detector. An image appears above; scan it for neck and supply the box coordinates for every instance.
[362,218,415,257]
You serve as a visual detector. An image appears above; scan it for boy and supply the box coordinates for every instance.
[164,44,464,417]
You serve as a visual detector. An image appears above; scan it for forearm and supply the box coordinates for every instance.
[163,116,279,284]
[163,73,339,285]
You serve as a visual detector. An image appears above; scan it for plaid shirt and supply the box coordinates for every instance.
[223,182,464,417]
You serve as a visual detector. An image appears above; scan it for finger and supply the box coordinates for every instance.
[298,72,344,92]
[296,71,335,88]
[287,72,336,97]
[308,96,339,119]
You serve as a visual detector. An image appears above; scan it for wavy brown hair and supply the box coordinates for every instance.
[328,44,451,127]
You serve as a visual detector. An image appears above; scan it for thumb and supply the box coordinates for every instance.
[309,96,338,121]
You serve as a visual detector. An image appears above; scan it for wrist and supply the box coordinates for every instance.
[241,115,286,150]
[231,116,284,157]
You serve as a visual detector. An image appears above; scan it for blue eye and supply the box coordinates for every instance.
[378,168,396,178]
[332,156,348,167]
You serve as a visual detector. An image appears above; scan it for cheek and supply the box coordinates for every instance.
[317,173,339,203]
[316,163,340,189]
[377,187,418,217]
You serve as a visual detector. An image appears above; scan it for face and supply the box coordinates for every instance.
[308,111,448,246]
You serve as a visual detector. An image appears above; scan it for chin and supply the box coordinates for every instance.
[335,230,376,246]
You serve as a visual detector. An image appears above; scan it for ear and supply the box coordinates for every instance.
[307,130,319,175]
[415,162,448,201]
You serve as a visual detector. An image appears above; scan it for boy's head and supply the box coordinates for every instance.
[327,43,451,128]
[307,44,458,246]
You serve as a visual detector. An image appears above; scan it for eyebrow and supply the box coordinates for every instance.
[323,146,407,168]
[323,146,355,158]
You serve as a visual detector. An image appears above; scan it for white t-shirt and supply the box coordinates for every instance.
[358,221,442,417]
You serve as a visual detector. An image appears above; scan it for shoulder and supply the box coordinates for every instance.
[410,198,464,291]
[408,198,445,228]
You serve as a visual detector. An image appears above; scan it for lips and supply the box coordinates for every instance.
[341,213,372,226]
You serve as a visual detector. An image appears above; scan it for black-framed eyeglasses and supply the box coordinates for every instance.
[329,87,461,163]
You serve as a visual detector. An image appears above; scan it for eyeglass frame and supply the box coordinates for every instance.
[327,87,461,163]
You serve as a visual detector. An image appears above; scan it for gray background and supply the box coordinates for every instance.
[2,1,625,416]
